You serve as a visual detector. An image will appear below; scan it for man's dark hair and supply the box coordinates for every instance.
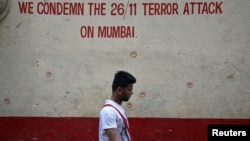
[112,71,136,92]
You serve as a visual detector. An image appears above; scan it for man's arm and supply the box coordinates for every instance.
[105,128,120,141]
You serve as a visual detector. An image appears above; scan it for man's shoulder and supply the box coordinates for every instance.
[104,100,124,111]
[100,106,117,115]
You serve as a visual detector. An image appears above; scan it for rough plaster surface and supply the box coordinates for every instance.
[0,0,249,118]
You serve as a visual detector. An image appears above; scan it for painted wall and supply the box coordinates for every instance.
[0,117,249,141]
[0,0,250,140]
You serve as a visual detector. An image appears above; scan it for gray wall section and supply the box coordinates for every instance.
[0,0,249,118]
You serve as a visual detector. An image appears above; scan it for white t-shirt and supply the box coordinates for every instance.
[99,100,131,141]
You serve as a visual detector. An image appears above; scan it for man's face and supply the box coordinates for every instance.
[120,84,134,102]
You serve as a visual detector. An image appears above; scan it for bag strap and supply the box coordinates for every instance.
[103,104,132,141]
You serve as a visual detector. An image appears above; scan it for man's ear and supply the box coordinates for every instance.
[117,87,123,94]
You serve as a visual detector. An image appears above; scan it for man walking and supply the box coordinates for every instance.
[99,71,136,141]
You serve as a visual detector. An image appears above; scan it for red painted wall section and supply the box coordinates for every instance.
[0,117,249,141]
